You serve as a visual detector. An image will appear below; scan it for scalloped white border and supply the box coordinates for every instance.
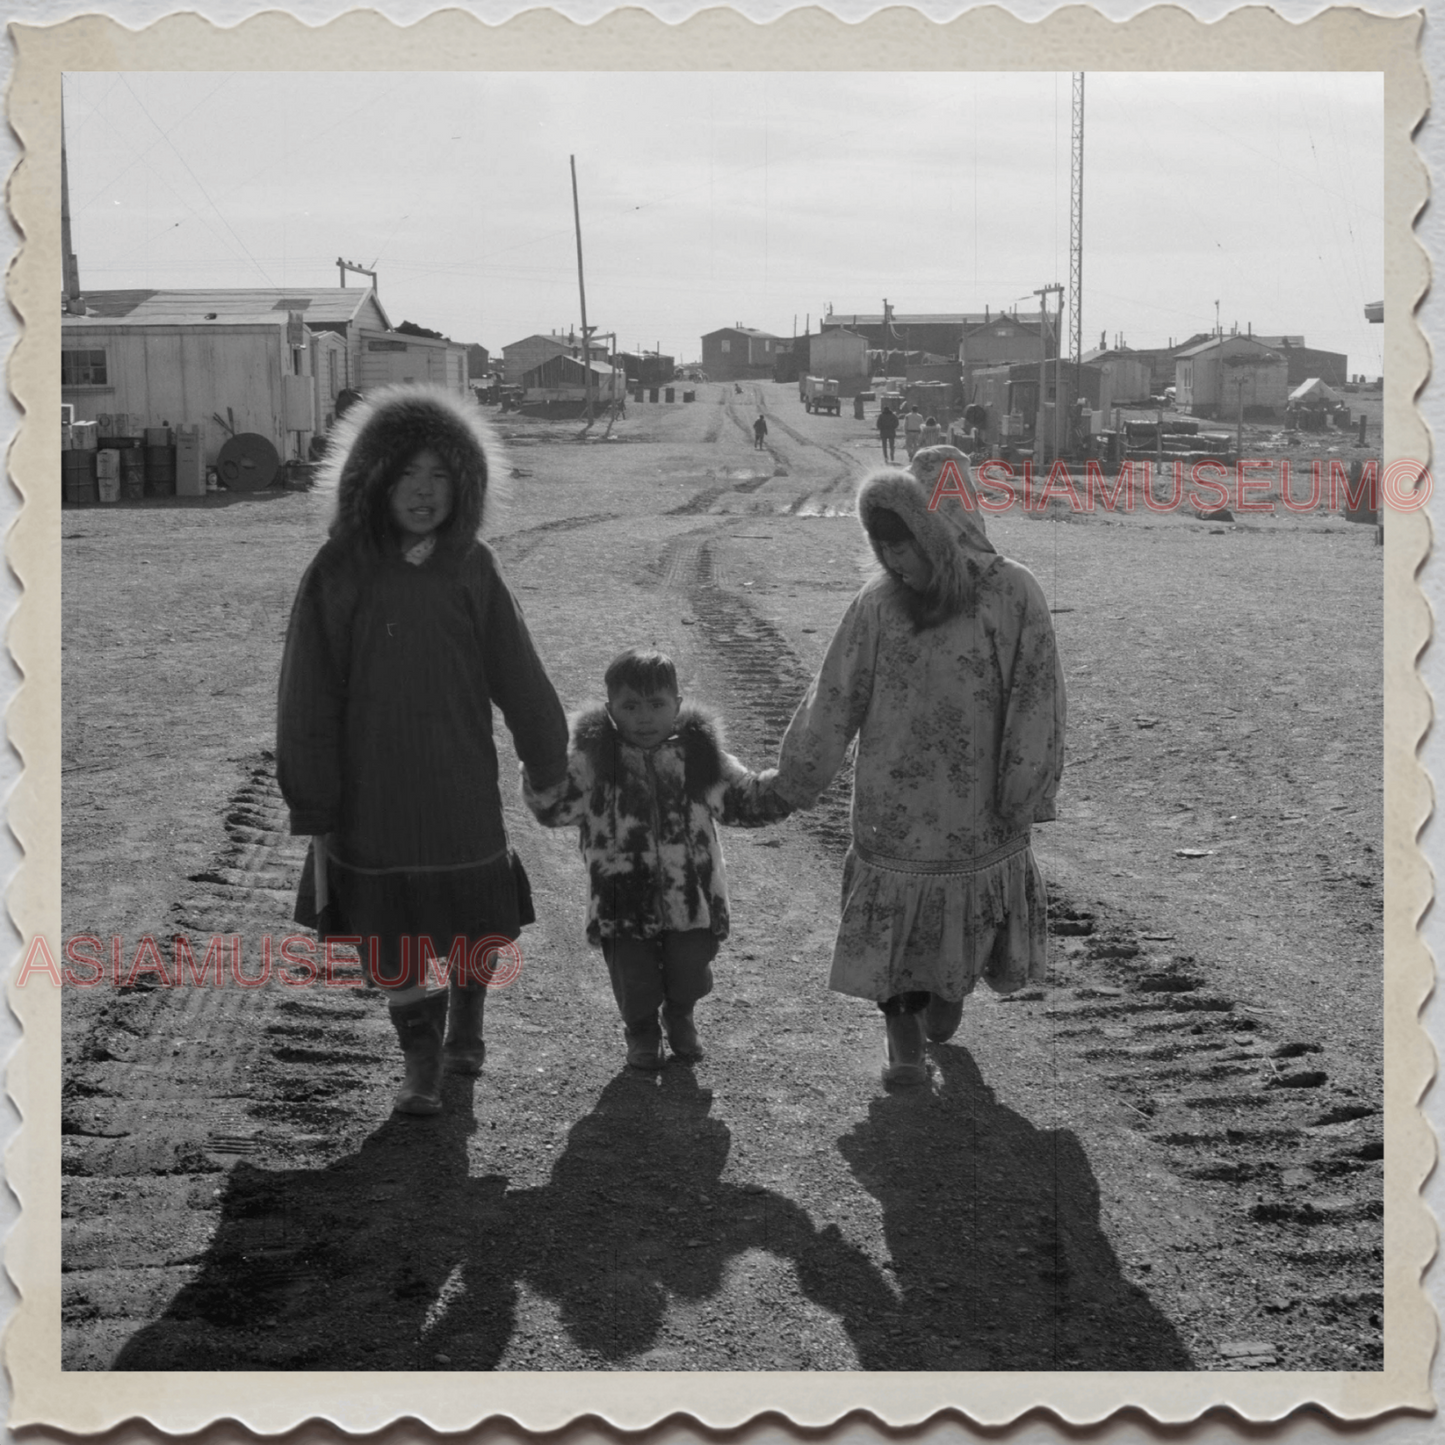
[3,3,1434,1435]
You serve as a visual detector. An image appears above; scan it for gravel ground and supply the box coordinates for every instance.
[61,382,1383,1374]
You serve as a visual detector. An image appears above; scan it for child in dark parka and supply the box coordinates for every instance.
[277,384,570,1116]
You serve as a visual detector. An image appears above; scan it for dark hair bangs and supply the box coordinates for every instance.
[605,647,680,698]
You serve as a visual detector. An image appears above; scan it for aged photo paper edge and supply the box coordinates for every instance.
[4,2,1433,1433]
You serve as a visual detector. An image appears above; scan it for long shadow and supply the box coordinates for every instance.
[113,1068,895,1370]
[113,1075,516,1370]
[836,1044,1195,1370]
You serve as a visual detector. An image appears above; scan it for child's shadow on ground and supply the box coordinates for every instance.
[836,1044,1195,1370]
[113,1069,894,1370]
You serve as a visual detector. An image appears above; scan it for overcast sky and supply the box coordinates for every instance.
[63,70,1384,374]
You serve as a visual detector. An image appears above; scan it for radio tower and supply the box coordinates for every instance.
[1069,72,1085,406]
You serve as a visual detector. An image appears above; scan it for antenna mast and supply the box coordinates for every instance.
[1069,72,1085,412]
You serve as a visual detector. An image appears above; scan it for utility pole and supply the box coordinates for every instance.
[1069,72,1085,415]
[570,155,595,424]
[1034,283,1064,464]
[61,90,83,313]
[337,258,379,298]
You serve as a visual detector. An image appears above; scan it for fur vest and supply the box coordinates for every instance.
[523,705,790,943]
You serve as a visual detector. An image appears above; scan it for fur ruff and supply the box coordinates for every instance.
[315,384,510,547]
[856,466,1000,631]
[572,704,726,799]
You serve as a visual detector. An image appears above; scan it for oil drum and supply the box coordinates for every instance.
[144,445,176,497]
[62,449,96,505]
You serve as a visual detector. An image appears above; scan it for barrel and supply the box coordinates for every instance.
[144,445,176,497]
[62,449,96,505]
[119,448,146,501]
[649,388,659,403]
[664,387,675,403]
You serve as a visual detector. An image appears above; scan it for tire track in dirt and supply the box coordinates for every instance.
[493,511,626,566]
[1028,902,1383,1366]
[664,534,1382,1369]
[63,758,391,1368]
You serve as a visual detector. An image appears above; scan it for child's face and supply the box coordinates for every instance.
[389,449,453,539]
[879,536,933,592]
[608,685,682,749]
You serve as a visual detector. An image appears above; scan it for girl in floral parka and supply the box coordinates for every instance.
[524,648,792,1069]
[773,446,1066,1088]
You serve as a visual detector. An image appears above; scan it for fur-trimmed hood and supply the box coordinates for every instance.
[857,445,1001,631]
[572,703,726,798]
[317,384,508,551]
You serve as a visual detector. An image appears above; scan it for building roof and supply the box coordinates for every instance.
[702,326,781,340]
[62,286,390,329]
[824,312,1045,328]
[1175,334,1285,360]
[502,332,606,353]
[523,354,616,379]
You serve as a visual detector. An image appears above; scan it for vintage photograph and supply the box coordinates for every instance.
[52,65,1390,1379]
[9,6,1424,1423]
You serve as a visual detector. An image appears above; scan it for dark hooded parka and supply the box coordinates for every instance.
[276,385,569,943]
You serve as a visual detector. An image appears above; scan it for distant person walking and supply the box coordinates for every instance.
[902,405,925,459]
[753,415,768,450]
[876,405,899,463]
[919,416,944,450]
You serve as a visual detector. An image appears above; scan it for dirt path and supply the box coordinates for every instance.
[61,384,1381,1373]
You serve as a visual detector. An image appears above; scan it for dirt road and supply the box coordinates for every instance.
[61,382,1382,1372]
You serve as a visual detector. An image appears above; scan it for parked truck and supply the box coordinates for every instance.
[801,376,841,415]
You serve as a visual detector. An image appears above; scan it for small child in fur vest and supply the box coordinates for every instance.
[523,647,793,1069]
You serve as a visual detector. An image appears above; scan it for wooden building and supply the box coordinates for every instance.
[501,332,609,386]
[62,286,466,472]
[1253,336,1349,389]
[822,309,1055,367]
[700,326,782,382]
[617,351,676,388]
[808,328,869,387]
[520,353,626,412]
[1174,335,1290,419]
[356,328,469,393]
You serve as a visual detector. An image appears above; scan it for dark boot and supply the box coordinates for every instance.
[389,991,449,1115]
[882,1008,928,1087]
[662,1003,703,1062]
[624,1012,665,1071]
[924,993,965,1044]
[443,981,486,1075]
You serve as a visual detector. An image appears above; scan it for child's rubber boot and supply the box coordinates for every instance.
[389,992,449,1115]
[924,993,965,1044]
[443,981,487,1075]
[662,1004,703,1063]
[882,1009,929,1087]
[624,1013,665,1071]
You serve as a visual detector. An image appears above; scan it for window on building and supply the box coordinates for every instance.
[61,349,107,385]
[720,339,731,353]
